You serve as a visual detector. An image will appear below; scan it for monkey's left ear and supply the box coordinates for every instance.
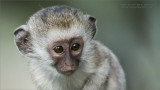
[14,25,33,55]
[85,15,97,39]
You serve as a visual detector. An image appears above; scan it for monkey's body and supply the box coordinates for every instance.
[30,40,125,90]
[14,6,126,90]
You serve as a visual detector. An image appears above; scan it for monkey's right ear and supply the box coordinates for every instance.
[14,25,33,55]
[85,15,97,39]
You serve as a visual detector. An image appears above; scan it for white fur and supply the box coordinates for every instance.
[28,24,126,90]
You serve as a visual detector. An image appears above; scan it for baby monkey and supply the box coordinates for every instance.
[14,5,126,90]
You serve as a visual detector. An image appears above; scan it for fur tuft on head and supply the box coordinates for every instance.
[27,5,96,38]
[28,6,84,34]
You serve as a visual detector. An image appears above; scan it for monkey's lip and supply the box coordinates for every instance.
[61,70,75,76]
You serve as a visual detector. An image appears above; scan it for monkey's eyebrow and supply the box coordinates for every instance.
[52,36,82,43]
[54,39,70,44]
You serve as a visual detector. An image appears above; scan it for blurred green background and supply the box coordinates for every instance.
[0,0,160,90]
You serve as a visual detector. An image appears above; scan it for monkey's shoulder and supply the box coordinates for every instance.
[89,40,116,65]
[92,40,112,55]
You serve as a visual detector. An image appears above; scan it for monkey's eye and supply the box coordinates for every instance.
[71,43,80,51]
[54,46,63,53]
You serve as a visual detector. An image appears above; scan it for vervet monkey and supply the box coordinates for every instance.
[14,5,126,90]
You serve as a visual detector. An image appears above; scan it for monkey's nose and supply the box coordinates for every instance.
[64,64,75,71]
[65,62,74,67]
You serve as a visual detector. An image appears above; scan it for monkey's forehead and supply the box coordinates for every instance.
[30,24,89,47]
[28,5,86,34]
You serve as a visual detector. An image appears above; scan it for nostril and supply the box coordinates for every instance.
[65,62,68,66]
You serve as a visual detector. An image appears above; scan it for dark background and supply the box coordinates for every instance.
[0,0,160,90]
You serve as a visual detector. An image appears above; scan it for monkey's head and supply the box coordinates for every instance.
[14,5,97,76]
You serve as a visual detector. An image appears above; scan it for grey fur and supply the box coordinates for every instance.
[28,5,86,35]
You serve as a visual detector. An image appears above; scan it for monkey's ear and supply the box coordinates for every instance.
[85,15,97,39]
[14,25,33,55]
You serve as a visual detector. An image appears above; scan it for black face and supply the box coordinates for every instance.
[48,37,84,76]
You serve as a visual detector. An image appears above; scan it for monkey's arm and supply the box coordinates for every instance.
[82,58,110,90]
[82,41,126,90]
[105,52,126,90]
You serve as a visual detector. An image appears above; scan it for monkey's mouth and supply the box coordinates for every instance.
[61,70,75,76]
[56,68,77,76]
[51,63,78,76]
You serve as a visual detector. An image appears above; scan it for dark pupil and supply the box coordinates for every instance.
[71,43,80,51]
[54,46,63,53]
